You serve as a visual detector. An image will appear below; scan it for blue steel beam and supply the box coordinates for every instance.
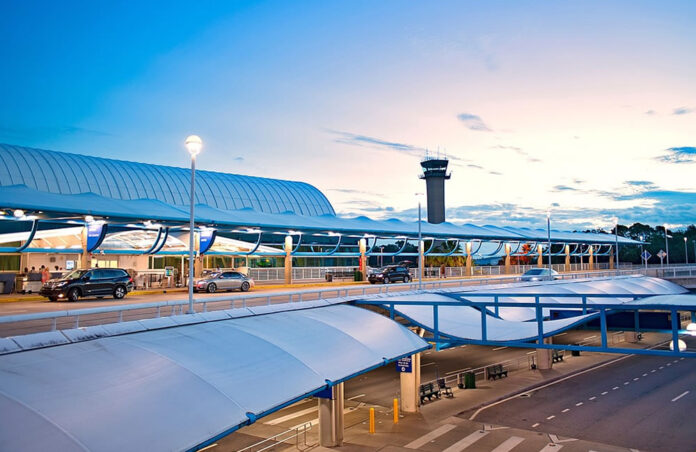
[0,219,40,253]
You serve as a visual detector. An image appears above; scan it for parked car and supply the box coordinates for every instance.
[40,268,134,302]
[194,271,254,293]
[520,268,559,281]
[368,266,411,284]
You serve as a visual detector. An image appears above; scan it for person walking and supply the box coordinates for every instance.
[440,263,446,279]
[41,267,51,284]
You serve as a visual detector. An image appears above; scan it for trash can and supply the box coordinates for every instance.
[571,349,581,357]
[464,371,476,389]
[325,273,333,282]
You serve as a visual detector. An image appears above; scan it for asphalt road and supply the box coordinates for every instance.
[469,337,696,452]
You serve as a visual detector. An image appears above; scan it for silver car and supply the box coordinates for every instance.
[194,271,255,293]
[520,268,559,281]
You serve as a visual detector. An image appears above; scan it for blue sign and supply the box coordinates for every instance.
[86,222,107,252]
[397,357,412,373]
[199,229,217,254]
[641,250,651,261]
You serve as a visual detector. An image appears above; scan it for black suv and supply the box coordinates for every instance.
[40,268,134,302]
[368,266,411,284]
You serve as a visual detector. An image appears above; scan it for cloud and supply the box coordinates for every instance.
[673,107,693,115]
[490,145,541,163]
[232,156,244,162]
[488,171,503,176]
[655,146,696,164]
[553,185,577,192]
[645,110,656,115]
[457,113,492,132]
[327,129,425,156]
[467,164,484,169]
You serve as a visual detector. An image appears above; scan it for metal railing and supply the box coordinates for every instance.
[0,269,646,338]
[237,421,312,452]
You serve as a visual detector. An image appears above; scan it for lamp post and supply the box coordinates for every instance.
[546,210,552,279]
[185,135,202,314]
[379,245,384,267]
[639,235,646,271]
[685,237,689,266]
[416,193,424,290]
[664,224,670,266]
[614,217,619,273]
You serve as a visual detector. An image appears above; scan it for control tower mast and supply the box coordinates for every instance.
[419,155,451,224]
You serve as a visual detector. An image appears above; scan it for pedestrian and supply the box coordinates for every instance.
[41,267,50,284]
[440,263,446,279]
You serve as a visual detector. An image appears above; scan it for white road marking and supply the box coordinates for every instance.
[549,434,578,443]
[469,353,635,420]
[613,386,620,390]
[589,396,596,401]
[659,366,664,369]
[532,423,540,428]
[561,408,570,413]
[584,335,597,340]
[446,367,471,375]
[546,415,555,420]
[540,444,564,452]
[348,394,365,400]
[624,382,630,385]
[672,391,690,402]
[198,444,218,451]
[404,424,457,449]
[667,363,672,366]
[289,402,365,430]
[493,346,508,351]
[483,424,509,431]
[490,436,524,452]
[601,391,608,395]
[266,406,317,425]
[442,430,489,452]
[527,351,536,355]
[651,369,656,373]
[575,402,583,406]
[633,378,639,381]
[673,360,679,363]
[642,373,648,377]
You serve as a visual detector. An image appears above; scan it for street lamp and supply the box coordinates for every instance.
[379,245,384,267]
[614,217,619,273]
[685,237,689,266]
[639,235,646,271]
[546,210,552,279]
[415,192,425,290]
[185,135,203,314]
[663,223,670,266]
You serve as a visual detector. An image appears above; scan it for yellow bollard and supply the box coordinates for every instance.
[393,398,399,424]
[369,407,375,433]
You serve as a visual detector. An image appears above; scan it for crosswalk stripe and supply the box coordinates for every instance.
[491,436,524,452]
[265,406,316,425]
[405,424,457,449]
[442,430,489,452]
[539,444,563,452]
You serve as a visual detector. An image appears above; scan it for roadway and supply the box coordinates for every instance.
[468,336,696,452]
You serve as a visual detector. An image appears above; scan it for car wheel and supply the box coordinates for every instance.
[241,281,250,292]
[48,297,58,302]
[207,283,217,293]
[404,276,411,283]
[384,277,390,284]
[113,285,126,299]
[67,288,80,302]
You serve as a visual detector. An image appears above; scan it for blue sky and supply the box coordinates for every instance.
[1,1,695,230]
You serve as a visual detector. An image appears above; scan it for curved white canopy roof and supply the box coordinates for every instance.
[0,304,428,452]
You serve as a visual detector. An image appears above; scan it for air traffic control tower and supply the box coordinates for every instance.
[419,156,451,224]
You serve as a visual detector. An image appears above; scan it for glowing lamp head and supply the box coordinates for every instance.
[185,135,203,156]
[669,339,687,352]
[85,215,94,223]
[686,323,696,336]
[13,209,25,218]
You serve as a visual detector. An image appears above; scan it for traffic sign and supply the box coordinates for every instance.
[396,356,412,373]
[641,250,651,261]
[657,250,667,259]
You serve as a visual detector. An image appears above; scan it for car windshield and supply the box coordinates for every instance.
[524,269,543,275]
[63,269,88,280]
[207,272,221,279]
[378,267,391,272]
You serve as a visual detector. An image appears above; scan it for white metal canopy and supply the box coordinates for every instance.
[0,304,428,452]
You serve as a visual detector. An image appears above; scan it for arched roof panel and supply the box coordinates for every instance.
[0,143,335,216]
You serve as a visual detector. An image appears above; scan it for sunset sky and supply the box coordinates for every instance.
[1,1,694,230]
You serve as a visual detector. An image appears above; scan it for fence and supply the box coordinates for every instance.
[237,422,312,452]
[0,269,649,338]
